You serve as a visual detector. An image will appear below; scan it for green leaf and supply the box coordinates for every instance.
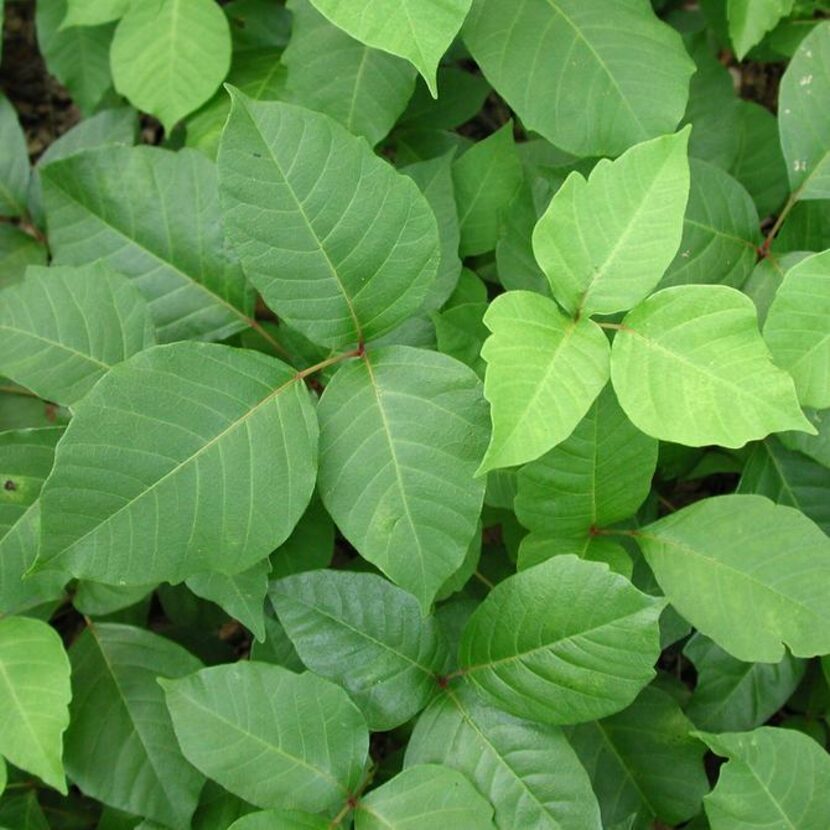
[684,633,805,732]
[229,812,328,830]
[567,686,709,828]
[433,302,488,379]
[406,682,602,829]
[64,624,204,826]
[355,764,494,829]
[611,285,813,447]
[452,123,523,257]
[35,342,318,585]
[763,248,830,408]
[73,580,153,617]
[462,0,694,157]
[478,291,610,473]
[636,494,830,661]
[317,346,488,611]
[218,94,440,349]
[774,201,830,253]
[110,0,232,132]
[306,0,473,96]
[728,0,795,59]
[0,616,71,793]
[0,264,155,406]
[270,570,447,730]
[459,555,664,725]
[42,145,255,343]
[779,21,830,199]
[399,67,491,131]
[270,495,334,581]
[0,225,47,289]
[532,130,690,317]
[62,0,131,27]
[0,94,30,218]
[283,0,417,146]
[162,662,369,813]
[698,727,830,829]
[0,791,49,830]
[781,407,830,467]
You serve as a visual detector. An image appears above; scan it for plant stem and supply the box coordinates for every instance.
[759,188,802,257]
[296,348,362,383]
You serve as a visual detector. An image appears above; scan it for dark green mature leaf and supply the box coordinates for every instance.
[0,94,30,218]
[162,662,369,813]
[42,145,255,343]
[406,682,602,829]
[637,494,830,661]
[399,67,490,131]
[317,347,488,611]
[35,343,318,585]
[463,0,694,157]
[459,555,664,724]
[64,624,204,826]
[269,495,333,580]
[0,264,155,406]
[219,94,440,349]
[0,791,49,830]
[271,570,447,730]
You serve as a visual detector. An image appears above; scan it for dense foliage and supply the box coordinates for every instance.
[1,0,830,827]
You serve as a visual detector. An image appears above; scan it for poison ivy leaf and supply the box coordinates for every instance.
[111,0,232,132]
[0,225,47,288]
[763,248,830,408]
[781,407,830,467]
[317,346,488,611]
[433,302,488,379]
[728,0,795,59]
[518,534,633,575]
[779,21,830,199]
[63,0,131,27]
[452,123,523,258]
[229,813,327,830]
[462,0,694,157]
[269,496,333,581]
[406,682,602,829]
[742,251,809,325]
[567,686,709,828]
[306,0,472,96]
[42,145,255,343]
[162,662,369,813]
[284,0,417,147]
[684,633,806,732]
[192,781,255,830]
[698,727,830,829]
[0,264,155,406]
[271,570,447,730]
[224,0,292,51]
[459,555,664,724]
[218,94,440,349]
[399,67,490,131]
[0,791,49,830]
[355,764,494,829]
[0,94,30,218]
[774,201,830,253]
[64,624,204,827]
[611,285,813,446]
[73,580,153,618]
[478,291,610,473]
[637,494,830,661]
[35,342,318,585]
[0,616,71,793]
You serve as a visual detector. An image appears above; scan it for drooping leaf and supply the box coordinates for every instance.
[42,145,255,343]
[35,342,318,585]
[0,93,30,218]
[0,616,71,793]
[478,291,610,473]
[459,555,664,725]
[162,662,369,813]
[728,0,795,59]
[64,624,205,827]
[611,285,813,447]
[270,570,447,730]
[636,494,830,661]
[110,0,232,132]
[317,346,488,611]
[62,0,131,27]
[533,130,690,317]
[218,94,440,349]
[462,0,694,156]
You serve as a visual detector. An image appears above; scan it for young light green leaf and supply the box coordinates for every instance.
[0,616,71,793]
[162,662,369,813]
[611,285,813,447]
[356,765,494,829]
[270,570,447,730]
[0,264,155,406]
[111,0,232,132]
[532,130,690,317]
[478,291,610,473]
[459,555,664,725]
[62,0,131,27]
[637,494,830,662]
[317,347,488,612]
[35,342,318,585]
[406,682,602,830]
[462,0,694,157]
[307,0,472,96]
[0,94,30,218]
[763,248,830,408]
[42,145,254,343]
[698,727,830,829]
[218,94,440,349]
[728,0,795,59]
[64,624,204,827]
[229,813,328,830]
